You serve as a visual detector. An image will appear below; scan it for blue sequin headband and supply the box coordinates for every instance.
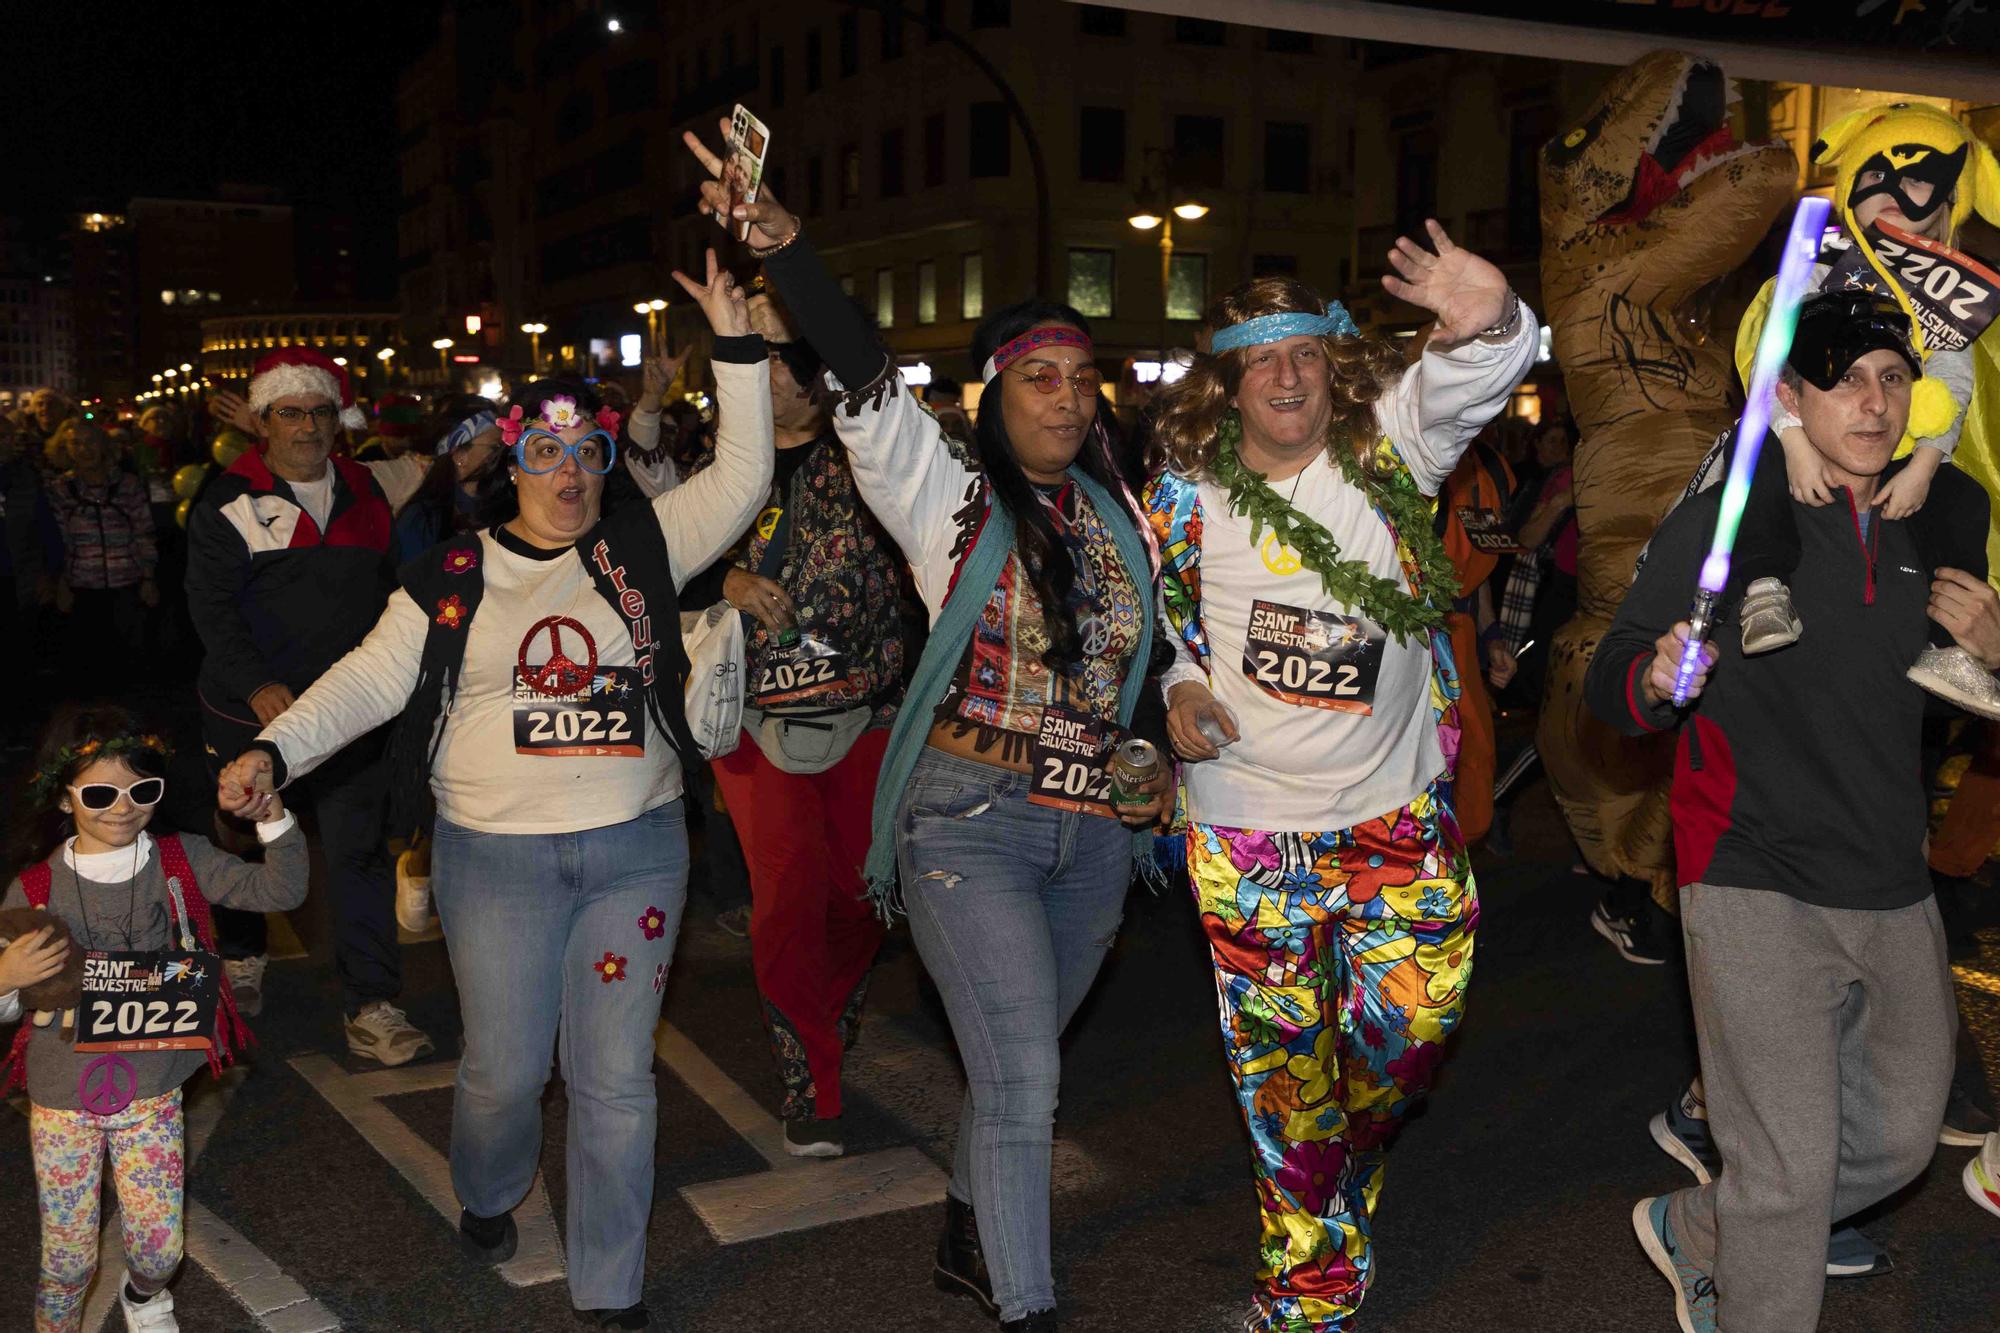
[437,410,499,456]
[1208,307,1359,354]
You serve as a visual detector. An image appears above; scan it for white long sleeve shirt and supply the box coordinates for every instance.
[258,357,774,834]
[1163,321,1538,833]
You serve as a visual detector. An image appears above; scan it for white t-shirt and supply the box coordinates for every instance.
[289,471,336,534]
[1182,456,1442,833]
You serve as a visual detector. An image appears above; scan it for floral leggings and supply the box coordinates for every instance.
[30,1089,184,1333]
[1188,782,1477,1333]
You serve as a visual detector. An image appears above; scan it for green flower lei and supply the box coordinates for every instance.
[1207,412,1459,643]
[29,733,174,801]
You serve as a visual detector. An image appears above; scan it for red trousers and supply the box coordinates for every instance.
[711,725,889,1120]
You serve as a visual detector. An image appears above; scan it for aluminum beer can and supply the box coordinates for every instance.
[1107,738,1161,805]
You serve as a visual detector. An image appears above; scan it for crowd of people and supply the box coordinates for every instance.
[2,100,1999,1333]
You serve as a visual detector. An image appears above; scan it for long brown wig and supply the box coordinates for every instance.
[1152,277,1405,478]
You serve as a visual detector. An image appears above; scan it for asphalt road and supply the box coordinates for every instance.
[4,781,1998,1333]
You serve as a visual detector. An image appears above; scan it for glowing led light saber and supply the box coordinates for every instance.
[1671,194,1833,706]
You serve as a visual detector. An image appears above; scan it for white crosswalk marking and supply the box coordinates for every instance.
[655,1021,950,1244]
[288,1055,565,1286]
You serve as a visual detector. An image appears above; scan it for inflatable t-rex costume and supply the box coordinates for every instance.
[1535,51,1795,893]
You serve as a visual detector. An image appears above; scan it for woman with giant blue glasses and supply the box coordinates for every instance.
[211,252,773,1330]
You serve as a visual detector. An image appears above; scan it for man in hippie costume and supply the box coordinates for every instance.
[1146,222,1535,1332]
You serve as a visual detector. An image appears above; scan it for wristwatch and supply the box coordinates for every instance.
[1480,291,1522,340]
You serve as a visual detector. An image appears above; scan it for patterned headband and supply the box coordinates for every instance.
[1208,306,1360,354]
[496,397,622,446]
[438,411,499,456]
[981,327,1094,385]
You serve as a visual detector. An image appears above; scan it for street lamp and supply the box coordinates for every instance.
[633,299,668,356]
[1128,157,1208,359]
[432,338,454,381]
[521,322,547,372]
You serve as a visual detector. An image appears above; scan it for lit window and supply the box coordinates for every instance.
[961,254,983,320]
[917,261,937,324]
[875,268,895,328]
[1066,249,1114,318]
[1167,254,1207,321]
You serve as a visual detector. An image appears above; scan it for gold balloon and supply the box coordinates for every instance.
[175,497,193,529]
[211,434,247,467]
[172,464,208,500]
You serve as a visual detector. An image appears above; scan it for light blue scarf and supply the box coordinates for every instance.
[863,469,1157,911]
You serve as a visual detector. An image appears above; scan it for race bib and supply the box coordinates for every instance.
[1455,506,1522,554]
[1825,223,2000,355]
[1242,599,1385,715]
[75,948,221,1053]
[1026,704,1117,818]
[512,665,646,757]
[752,632,851,710]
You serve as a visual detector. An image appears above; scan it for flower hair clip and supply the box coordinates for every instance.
[594,406,623,437]
[543,396,583,430]
[496,404,528,446]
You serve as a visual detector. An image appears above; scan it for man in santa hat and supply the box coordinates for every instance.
[184,345,433,1065]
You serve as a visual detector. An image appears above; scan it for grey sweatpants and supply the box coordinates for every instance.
[1667,882,1954,1331]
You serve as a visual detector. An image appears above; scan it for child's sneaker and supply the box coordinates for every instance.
[1908,645,2000,721]
[1739,578,1802,654]
[395,847,434,934]
[119,1282,178,1331]
[1965,1132,2000,1220]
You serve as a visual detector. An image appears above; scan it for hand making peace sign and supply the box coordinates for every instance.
[1381,219,1515,345]
[671,248,753,339]
[682,118,801,251]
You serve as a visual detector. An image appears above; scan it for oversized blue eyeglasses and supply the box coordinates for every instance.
[514,427,618,475]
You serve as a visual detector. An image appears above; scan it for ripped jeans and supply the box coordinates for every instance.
[896,748,1131,1321]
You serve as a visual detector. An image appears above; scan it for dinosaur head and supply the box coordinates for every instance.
[1542,52,1792,257]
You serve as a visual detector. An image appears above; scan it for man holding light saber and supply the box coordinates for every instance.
[1587,290,2000,1331]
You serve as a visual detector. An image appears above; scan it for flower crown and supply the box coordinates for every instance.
[497,397,623,446]
[30,734,174,801]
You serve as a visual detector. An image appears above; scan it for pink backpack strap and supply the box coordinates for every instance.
[154,834,255,1077]
[3,861,56,1093]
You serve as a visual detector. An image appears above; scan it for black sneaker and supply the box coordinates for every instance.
[1590,891,1671,965]
[576,1305,649,1329]
[784,1116,843,1158]
[1942,1075,1998,1147]
[458,1208,517,1264]
[1649,1082,1719,1183]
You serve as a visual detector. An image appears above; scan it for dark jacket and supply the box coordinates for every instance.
[1586,449,1989,910]
[185,447,393,716]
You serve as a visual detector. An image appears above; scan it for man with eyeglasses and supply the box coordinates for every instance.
[184,345,432,1066]
[1588,292,2000,1331]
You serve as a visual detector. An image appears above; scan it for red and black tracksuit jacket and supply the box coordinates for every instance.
[1585,466,1988,910]
[186,447,393,722]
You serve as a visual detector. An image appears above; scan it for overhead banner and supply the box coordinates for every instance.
[1381,0,1998,55]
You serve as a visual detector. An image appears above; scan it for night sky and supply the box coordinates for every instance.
[4,0,437,292]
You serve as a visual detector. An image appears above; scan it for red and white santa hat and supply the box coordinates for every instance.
[248,345,365,431]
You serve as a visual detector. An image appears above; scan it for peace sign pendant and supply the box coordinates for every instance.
[79,1053,138,1117]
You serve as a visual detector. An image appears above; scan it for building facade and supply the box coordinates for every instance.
[0,276,76,404]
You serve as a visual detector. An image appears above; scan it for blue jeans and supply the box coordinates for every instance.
[896,749,1130,1321]
[430,801,689,1311]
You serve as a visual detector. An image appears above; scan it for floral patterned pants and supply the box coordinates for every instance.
[1188,783,1477,1333]
[30,1089,184,1333]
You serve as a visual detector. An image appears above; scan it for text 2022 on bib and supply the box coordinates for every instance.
[1242,598,1385,715]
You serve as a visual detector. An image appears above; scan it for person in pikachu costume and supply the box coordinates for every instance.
[1721,101,2000,717]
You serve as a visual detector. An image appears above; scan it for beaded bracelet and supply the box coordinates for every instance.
[748,221,803,259]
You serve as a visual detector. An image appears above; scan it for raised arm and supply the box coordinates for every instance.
[680,122,977,586]
[656,248,774,584]
[1374,219,1538,493]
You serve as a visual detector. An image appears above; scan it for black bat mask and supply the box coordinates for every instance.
[1847,142,1967,226]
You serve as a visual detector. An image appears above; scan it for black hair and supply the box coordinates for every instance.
[409,395,508,539]
[772,339,825,396]
[967,299,1131,672]
[13,702,168,869]
[923,376,963,403]
[474,377,605,527]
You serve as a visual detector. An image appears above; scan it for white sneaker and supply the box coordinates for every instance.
[395,849,434,934]
[224,954,268,1018]
[119,1283,178,1331]
[1966,1132,2000,1220]
[1908,645,2000,721]
[346,1000,435,1067]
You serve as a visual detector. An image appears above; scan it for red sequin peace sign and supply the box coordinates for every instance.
[518,615,598,697]
[79,1053,137,1116]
